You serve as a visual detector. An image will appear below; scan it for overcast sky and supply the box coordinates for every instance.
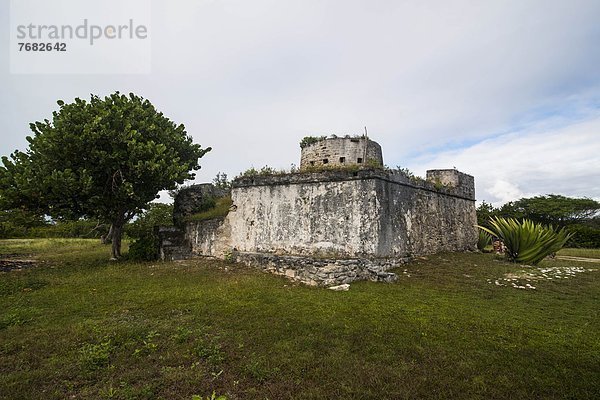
[1,0,599,205]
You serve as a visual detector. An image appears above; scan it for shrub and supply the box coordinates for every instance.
[566,224,600,248]
[127,203,173,261]
[212,172,231,190]
[236,166,278,178]
[299,136,326,149]
[128,230,159,261]
[477,217,573,265]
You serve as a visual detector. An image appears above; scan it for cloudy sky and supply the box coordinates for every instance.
[1,0,599,205]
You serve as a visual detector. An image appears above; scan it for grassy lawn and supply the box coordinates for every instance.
[558,247,600,259]
[1,239,599,399]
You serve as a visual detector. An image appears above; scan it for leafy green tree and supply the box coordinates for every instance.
[476,201,498,227]
[0,208,48,238]
[126,203,174,239]
[212,172,231,190]
[0,92,210,259]
[499,195,599,227]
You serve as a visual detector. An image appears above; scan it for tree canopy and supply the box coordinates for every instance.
[498,195,599,227]
[0,92,211,258]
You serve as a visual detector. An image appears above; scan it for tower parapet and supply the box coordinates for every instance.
[300,136,383,169]
[426,169,475,200]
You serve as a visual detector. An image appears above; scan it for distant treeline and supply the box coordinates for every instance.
[477,195,600,248]
[0,203,174,241]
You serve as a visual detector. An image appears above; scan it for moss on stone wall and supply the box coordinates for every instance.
[186,196,233,222]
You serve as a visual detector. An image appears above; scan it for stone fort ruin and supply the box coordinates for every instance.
[159,136,477,286]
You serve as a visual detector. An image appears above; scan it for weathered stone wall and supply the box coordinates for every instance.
[185,216,232,258]
[229,175,381,257]
[426,169,474,194]
[157,226,191,261]
[223,169,477,259]
[300,137,383,169]
[161,168,477,285]
[376,177,477,257]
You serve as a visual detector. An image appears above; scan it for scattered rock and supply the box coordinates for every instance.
[489,265,597,290]
[328,284,350,291]
[0,259,38,272]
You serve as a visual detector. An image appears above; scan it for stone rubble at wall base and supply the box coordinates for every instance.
[232,252,403,286]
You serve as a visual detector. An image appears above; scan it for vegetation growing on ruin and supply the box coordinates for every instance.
[1,238,599,399]
[237,162,390,177]
[393,166,430,185]
[298,134,369,149]
[233,164,456,193]
[187,196,233,222]
[299,163,364,173]
[235,166,280,178]
[299,135,327,149]
[212,172,231,190]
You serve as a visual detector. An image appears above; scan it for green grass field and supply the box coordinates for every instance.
[1,239,599,399]
[557,247,600,259]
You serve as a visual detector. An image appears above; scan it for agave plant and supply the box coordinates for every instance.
[477,230,492,251]
[476,217,573,265]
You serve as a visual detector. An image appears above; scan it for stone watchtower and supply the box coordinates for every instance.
[300,136,383,169]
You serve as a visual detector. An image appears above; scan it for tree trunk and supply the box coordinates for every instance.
[110,220,124,260]
[101,224,113,244]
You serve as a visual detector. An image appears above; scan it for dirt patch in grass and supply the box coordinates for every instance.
[0,254,38,272]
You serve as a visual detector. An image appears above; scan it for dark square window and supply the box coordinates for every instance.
[323,159,329,164]
[357,158,363,163]
[339,157,345,163]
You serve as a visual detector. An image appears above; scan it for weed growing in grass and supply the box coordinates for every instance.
[192,391,228,400]
[174,326,194,343]
[79,337,114,370]
[243,354,280,383]
[0,311,30,329]
[132,330,160,356]
[98,385,118,398]
[194,336,225,366]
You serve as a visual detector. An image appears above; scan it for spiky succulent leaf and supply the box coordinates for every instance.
[476,217,574,265]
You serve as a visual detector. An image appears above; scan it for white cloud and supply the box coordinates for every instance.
[487,180,525,205]
[408,114,600,205]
